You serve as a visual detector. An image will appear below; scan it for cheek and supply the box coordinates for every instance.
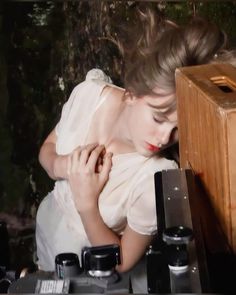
[129,103,155,136]
[151,125,161,138]
[129,105,145,129]
[148,116,160,134]
[139,115,153,135]
[140,113,157,136]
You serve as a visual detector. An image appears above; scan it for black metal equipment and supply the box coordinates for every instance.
[8,244,130,294]
[3,168,236,294]
[147,168,236,294]
[82,244,121,278]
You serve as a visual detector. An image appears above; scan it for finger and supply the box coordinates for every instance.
[79,143,99,166]
[95,156,103,173]
[97,164,103,173]
[86,145,105,170]
[74,143,97,153]
[67,154,72,176]
[79,149,90,166]
[100,152,113,181]
[71,149,80,173]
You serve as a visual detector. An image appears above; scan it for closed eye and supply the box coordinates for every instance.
[153,115,165,124]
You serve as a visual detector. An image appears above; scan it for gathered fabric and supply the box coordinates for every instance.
[36,77,177,271]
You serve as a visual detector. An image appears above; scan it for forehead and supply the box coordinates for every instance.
[143,92,176,115]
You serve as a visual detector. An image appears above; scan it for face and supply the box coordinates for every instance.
[125,91,178,157]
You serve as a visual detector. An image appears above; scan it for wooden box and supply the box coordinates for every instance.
[176,63,236,251]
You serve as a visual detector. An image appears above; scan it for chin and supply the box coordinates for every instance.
[136,147,153,158]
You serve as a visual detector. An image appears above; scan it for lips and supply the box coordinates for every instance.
[146,142,160,152]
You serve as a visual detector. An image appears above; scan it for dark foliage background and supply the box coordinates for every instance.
[0,0,236,269]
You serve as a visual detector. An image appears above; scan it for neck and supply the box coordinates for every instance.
[105,103,135,154]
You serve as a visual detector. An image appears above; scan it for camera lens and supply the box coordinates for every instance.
[163,226,193,244]
[55,253,82,279]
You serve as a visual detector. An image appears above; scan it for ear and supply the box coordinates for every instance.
[124,91,137,105]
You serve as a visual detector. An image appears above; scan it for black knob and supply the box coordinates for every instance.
[55,253,82,279]
[165,244,189,268]
[163,226,193,269]
[163,226,193,245]
[82,244,120,276]
[0,278,11,293]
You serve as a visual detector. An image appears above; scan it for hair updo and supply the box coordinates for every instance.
[116,4,228,98]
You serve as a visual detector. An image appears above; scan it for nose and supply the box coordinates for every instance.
[158,123,177,146]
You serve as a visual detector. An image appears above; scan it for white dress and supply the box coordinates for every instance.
[35,75,177,286]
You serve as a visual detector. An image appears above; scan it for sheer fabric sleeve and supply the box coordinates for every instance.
[127,159,178,236]
[55,69,112,139]
[127,174,157,236]
[55,82,86,137]
[54,80,107,155]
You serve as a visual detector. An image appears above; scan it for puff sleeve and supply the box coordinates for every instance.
[54,79,107,155]
[127,174,157,235]
[126,158,178,236]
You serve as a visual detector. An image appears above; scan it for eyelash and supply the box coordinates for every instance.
[153,116,164,124]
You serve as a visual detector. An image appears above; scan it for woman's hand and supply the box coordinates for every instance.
[67,143,113,213]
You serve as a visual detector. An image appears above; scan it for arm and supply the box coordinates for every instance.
[80,208,153,272]
[67,144,154,272]
[38,128,69,180]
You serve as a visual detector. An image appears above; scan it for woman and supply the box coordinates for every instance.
[36,5,230,290]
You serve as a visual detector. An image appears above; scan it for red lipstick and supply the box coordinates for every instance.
[146,143,160,152]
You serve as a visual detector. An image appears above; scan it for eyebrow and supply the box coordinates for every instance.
[147,99,176,115]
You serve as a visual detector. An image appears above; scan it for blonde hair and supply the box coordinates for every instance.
[116,5,228,98]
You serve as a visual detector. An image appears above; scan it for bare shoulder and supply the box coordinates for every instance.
[98,85,125,119]
[101,84,125,105]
